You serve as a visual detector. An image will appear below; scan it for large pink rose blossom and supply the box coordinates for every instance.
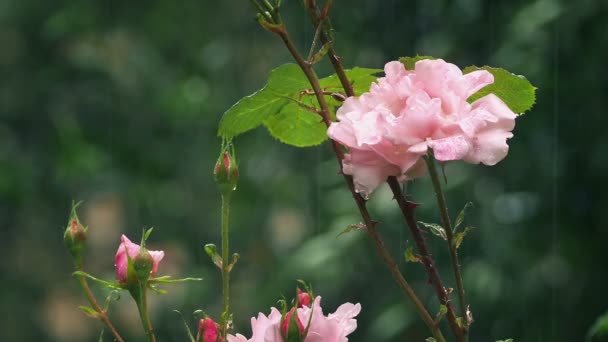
[327,59,517,195]
[228,297,361,342]
[114,234,164,284]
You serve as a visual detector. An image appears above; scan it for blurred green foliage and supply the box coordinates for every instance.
[0,0,606,341]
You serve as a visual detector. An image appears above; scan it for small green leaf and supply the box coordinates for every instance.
[263,101,328,147]
[496,340,514,342]
[399,55,436,70]
[454,202,474,231]
[143,227,154,242]
[204,243,222,268]
[98,329,104,342]
[404,245,421,263]
[434,304,448,324]
[419,221,447,240]
[425,338,437,342]
[103,290,121,311]
[453,226,474,249]
[463,66,536,114]
[337,223,366,237]
[78,306,99,318]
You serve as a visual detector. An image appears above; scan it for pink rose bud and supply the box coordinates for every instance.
[115,235,164,285]
[64,210,87,263]
[280,308,304,340]
[197,318,221,342]
[297,288,311,308]
[214,146,239,194]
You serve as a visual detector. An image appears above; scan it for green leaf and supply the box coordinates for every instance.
[263,101,328,147]
[319,67,383,96]
[588,310,608,341]
[463,66,536,114]
[419,221,447,240]
[404,245,421,263]
[425,338,437,342]
[204,243,222,268]
[218,63,307,139]
[337,223,366,237]
[454,202,474,231]
[399,55,436,70]
[496,340,514,342]
[78,306,99,318]
[267,63,310,93]
[218,88,289,139]
[453,226,474,249]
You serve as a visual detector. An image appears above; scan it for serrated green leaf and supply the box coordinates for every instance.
[419,221,447,240]
[453,226,474,249]
[79,305,99,318]
[404,246,420,263]
[454,202,474,231]
[267,63,310,93]
[588,310,608,341]
[218,88,289,139]
[463,66,536,114]
[263,101,328,147]
[399,55,437,70]
[319,67,383,96]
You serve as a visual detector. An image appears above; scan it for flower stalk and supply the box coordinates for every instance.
[425,153,470,341]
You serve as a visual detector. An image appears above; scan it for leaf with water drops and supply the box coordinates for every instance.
[464,66,536,114]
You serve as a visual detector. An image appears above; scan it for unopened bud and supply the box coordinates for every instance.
[197,317,220,342]
[214,145,239,194]
[281,308,304,340]
[297,288,311,308]
[64,208,87,264]
[133,249,154,283]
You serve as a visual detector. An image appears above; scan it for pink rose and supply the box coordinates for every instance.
[327,59,517,195]
[228,297,361,342]
[114,234,164,284]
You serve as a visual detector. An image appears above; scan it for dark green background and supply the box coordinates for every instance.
[1,0,606,341]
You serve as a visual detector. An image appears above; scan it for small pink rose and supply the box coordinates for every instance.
[114,235,164,284]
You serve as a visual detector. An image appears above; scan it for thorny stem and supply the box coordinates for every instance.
[425,155,469,341]
[76,266,125,342]
[387,177,465,341]
[305,3,467,340]
[256,12,445,342]
[221,193,232,340]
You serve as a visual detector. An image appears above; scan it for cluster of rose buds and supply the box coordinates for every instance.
[327,59,517,195]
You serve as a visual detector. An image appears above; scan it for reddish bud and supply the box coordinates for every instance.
[281,308,304,339]
[214,146,239,194]
[197,318,220,342]
[297,288,311,308]
[64,210,87,264]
